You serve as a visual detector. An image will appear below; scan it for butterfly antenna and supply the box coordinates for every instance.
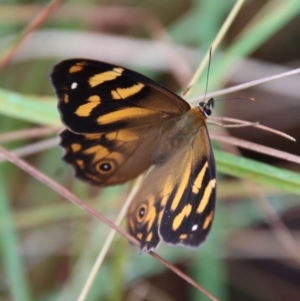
[203,46,213,104]
[198,47,214,117]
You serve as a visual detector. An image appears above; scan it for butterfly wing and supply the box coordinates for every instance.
[51,59,191,185]
[51,59,216,251]
[127,119,216,251]
[50,59,190,134]
[159,125,216,247]
[60,125,166,185]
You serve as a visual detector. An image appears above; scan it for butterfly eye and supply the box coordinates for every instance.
[203,108,211,117]
[198,98,214,117]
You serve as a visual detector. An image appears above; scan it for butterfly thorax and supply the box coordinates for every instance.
[153,107,207,164]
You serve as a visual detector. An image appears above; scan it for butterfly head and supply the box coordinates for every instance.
[198,98,214,118]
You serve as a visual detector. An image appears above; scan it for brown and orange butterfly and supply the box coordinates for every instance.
[50,59,216,252]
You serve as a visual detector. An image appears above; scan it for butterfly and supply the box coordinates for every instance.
[50,59,216,252]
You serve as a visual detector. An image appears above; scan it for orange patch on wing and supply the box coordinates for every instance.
[84,145,109,162]
[143,195,156,232]
[170,159,191,211]
[179,234,188,240]
[203,211,214,230]
[196,179,216,213]
[71,143,82,152]
[106,129,139,142]
[111,83,145,99]
[69,62,85,73]
[192,162,208,194]
[89,67,123,87]
[146,232,153,242]
[76,160,84,168]
[97,107,154,125]
[84,133,102,140]
[160,176,174,207]
[172,204,192,231]
[75,95,101,117]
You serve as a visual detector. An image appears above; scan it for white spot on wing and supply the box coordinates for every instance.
[191,224,198,231]
[71,82,78,89]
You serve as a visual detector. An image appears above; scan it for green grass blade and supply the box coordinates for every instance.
[0,88,58,126]
[170,0,236,47]
[226,0,300,58]
[215,150,300,195]
[189,0,300,95]
[0,169,32,301]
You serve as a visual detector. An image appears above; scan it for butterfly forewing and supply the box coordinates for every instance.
[51,59,190,134]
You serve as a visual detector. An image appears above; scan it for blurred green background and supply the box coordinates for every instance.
[1,0,300,301]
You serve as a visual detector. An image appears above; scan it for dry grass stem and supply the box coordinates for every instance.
[189,67,300,104]
[183,0,246,97]
[0,0,63,68]
[210,116,296,141]
[211,133,300,165]
[0,145,219,301]
[0,126,60,143]
[0,137,58,163]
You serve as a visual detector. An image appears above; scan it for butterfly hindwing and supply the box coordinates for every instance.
[159,126,216,247]
[127,117,216,251]
[59,125,168,186]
